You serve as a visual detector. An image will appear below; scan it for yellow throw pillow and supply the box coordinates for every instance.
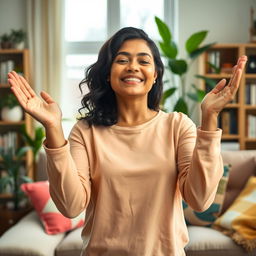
[213,176,256,252]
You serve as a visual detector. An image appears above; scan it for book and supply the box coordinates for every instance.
[221,111,230,134]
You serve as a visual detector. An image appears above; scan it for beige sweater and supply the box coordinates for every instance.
[44,111,223,256]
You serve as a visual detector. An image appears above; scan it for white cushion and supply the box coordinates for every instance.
[185,226,256,256]
[0,211,65,256]
[55,227,83,256]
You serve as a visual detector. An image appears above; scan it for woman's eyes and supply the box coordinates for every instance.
[116,59,128,64]
[115,59,150,65]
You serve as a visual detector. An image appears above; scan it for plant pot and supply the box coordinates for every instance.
[0,41,13,49]
[14,41,25,50]
[1,106,23,122]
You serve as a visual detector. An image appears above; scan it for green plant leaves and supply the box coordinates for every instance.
[189,43,216,59]
[168,59,187,75]
[173,98,188,115]
[159,41,178,59]
[207,61,221,74]
[187,84,206,102]
[161,87,176,106]
[196,75,216,89]
[186,31,208,54]
[21,124,45,159]
[155,16,172,44]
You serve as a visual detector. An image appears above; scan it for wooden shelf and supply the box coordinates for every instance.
[203,73,233,78]
[245,138,256,142]
[200,43,256,149]
[222,134,239,140]
[245,105,256,109]
[0,83,10,88]
[245,74,256,79]
[0,120,25,125]
[225,103,240,108]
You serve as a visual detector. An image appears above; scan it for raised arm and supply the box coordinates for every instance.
[8,71,65,148]
[200,55,247,131]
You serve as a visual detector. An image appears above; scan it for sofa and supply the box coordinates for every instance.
[0,150,255,256]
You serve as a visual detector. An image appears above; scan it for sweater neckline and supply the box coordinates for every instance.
[110,110,163,132]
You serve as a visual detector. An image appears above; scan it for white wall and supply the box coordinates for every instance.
[178,0,254,45]
[177,0,256,124]
[0,0,26,36]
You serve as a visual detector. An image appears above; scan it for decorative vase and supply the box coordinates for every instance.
[14,41,25,50]
[1,106,23,122]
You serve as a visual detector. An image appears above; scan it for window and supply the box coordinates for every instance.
[62,0,177,136]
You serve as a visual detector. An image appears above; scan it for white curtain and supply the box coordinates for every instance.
[26,0,65,104]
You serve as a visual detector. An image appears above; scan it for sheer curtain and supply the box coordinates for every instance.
[26,0,65,104]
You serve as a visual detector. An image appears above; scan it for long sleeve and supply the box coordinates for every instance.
[176,113,223,212]
[43,124,91,218]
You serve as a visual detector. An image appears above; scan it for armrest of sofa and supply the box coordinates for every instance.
[0,211,65,256]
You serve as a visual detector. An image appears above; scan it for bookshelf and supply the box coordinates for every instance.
[199,43,256,150]
[0,49,34,178]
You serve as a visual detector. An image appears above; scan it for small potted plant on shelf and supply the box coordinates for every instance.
[0,94,23,122]
[0,146,32,210]
[0,33,13,49]
[10,29,26,49]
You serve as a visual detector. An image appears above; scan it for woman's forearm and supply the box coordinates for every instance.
[45,123,66,148]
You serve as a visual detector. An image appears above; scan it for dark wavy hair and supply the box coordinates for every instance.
[78,27,164,126]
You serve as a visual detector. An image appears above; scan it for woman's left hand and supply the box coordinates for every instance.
[201,55,247,117]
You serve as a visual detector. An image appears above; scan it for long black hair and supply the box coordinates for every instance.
[78,27,164,126]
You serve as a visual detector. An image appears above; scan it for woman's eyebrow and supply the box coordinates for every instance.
[116,51,152,58]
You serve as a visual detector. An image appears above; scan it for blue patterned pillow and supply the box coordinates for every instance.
[182,164,231,227]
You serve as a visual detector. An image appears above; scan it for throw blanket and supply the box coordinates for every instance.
[213,176,256,252]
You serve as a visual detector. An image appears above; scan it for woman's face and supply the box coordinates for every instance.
[110,39,157,100]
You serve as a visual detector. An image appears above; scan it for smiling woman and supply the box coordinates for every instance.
[7,25,247,256]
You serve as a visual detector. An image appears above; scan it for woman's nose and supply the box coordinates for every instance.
[127,61,139,72]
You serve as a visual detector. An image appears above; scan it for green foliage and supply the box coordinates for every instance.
[155,16,216,116]
[0,94,20,109]
[0,147,32,210]
[20,125,45,161]
[10,29,26,43]
[0,33,12,42]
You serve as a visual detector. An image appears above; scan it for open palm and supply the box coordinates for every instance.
[201,55,247,115]
[8,71,62,128]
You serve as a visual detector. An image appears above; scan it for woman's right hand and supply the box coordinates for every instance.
[8,71,62,129]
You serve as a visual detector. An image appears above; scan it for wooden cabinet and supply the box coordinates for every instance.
[199,44,256,150]
[0,49,34,180]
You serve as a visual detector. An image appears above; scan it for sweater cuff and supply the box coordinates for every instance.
[43,139,69,155]
[197,127,222,138]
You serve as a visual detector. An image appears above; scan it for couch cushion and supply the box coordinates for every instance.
[221,150,256,213]
[185,226,256,256]
[213,176,256,252]
[55,227,83,256]
[21,181,85,235]
[0,211,65,256]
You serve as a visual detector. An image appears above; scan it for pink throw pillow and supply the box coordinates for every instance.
[21,181,85,235]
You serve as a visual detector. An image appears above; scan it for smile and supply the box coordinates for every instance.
[121,77,143,83]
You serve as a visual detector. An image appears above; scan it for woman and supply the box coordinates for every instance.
[8,27,247,256]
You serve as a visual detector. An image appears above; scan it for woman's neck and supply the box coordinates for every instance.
[116,100,158,127]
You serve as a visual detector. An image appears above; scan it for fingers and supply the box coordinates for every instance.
[40,91,55,104]
[211,79,226,94]
[229,56,247,94]
[8,71,35,100]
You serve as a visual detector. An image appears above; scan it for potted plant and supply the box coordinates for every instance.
[155,17,217,117]
[20,124,45,175]
[0,33,12,49]
[0,94,23,122]
[0,146,32,210]
[10,29,26,49]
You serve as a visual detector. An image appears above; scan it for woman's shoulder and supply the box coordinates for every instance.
[161,111,196,133]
